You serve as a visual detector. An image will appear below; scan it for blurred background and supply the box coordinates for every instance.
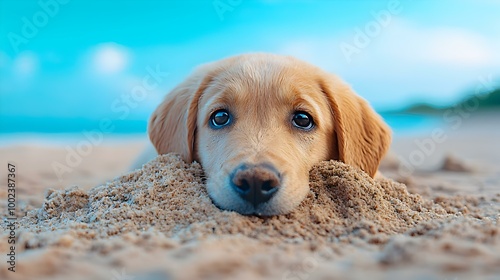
[1,0,499,140]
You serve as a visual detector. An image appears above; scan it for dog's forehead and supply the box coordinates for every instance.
[219,56,314,85]
[204,58,322,105]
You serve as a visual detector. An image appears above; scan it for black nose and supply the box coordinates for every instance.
[230,164,281,207]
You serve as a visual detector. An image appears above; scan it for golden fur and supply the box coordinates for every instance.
[149,53,391,215]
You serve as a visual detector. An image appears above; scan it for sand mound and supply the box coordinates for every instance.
[440,154,475,172]
[28,155,445,243]
[1,154,499,280]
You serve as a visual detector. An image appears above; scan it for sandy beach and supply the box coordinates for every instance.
[1,112,499,280]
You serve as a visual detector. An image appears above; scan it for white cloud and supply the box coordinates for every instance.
[423,30,495,66]
[381,19,499,67]
[274,20,500,109]
[352,20,500,105]
[12,51,39,77]
[91,43,130,74]
[278,19,500,70]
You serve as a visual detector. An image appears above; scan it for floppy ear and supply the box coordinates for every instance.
[319,74,392,177]
[148,69,212,162]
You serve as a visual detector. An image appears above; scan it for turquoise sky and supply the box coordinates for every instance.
[0,0,499,131]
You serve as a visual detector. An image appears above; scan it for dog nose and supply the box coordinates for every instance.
[230,164,281,207]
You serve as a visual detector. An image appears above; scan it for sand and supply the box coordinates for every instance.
[1,114,499,280]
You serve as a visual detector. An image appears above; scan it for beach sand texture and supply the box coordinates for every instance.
[1,115,499,280]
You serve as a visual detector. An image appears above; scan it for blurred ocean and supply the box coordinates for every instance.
[0,113,440,140]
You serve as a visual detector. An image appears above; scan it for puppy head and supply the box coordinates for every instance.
[149,53,391,215]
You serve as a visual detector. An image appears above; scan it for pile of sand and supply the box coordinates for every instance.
[1,154,499,280]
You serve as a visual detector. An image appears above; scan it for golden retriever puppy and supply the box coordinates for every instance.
[149,53,391,215]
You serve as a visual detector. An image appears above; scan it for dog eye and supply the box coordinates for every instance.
[210,109,231,128]
[292,112,314,130]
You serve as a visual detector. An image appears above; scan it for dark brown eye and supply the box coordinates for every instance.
[292,112,314,130]
[210,109,231,128]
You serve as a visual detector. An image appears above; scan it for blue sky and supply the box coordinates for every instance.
[0,0,499,132]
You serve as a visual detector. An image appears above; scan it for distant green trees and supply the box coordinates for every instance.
[464,88,500,108]
[402,87,500,114]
